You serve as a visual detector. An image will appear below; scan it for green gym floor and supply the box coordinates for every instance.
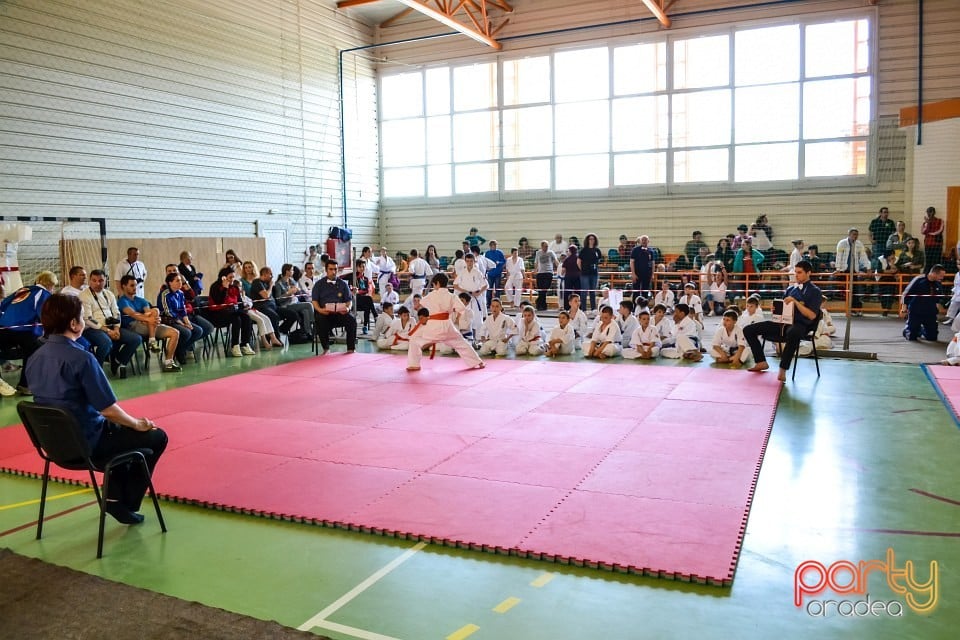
[1,341,957,640]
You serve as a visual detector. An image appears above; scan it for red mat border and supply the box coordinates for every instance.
[0,360,782,587]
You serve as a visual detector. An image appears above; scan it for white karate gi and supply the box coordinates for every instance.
[654,290,676,310]
[514,315,545,355]
[407,257,433,297]
[653,315,674,342]
[736,306,766,329]
[479,312,516,356]
[567,308,589,349]
[623,324,661,359]
[374,255,397,297]
[799,309,835,356]
[504,256,525,307]
[381,289,399,308]
[382,316,414,351]
[617,314,640,349]
[546,323,575,355]
[661,315,699,359]
[407,288,482,368]
[587,319,622,358]
[454,267,487,335]
[370,312,394,346]
[711,324,749,363]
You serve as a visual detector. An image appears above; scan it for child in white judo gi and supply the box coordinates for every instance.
[514,305,545,355]
[566,293,589,350]
[653,280,676,311]
[623,310,661,360]
[504,247,525,309]
[661,303,702,361]
[617,300,640,354]
[454,253,487,337]
[478,298,515,357]
[406,273,483,371]
[585,305,622,359]
[652,303,674,343]
[546,310,575,357]
[372,302,396,349]
[711,309,749,367]
[736,295,765,329]
[382,305,414,351]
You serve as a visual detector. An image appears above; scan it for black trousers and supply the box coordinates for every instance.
[743,320,808,372]
[535,273,553,310]
[314,312,357,351]
[91,422,168,511]
[0,330,42,388]
[203,309,252,346]
[356,295,377,327]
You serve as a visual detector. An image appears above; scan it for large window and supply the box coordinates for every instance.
[379,13,873,199]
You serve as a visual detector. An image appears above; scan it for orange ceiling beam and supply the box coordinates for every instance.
[640,0,672,28]
[336,0,381,8]
[392,0,511,49]
[338,0,511,49]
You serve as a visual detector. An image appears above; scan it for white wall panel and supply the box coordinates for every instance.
[0,0,379,274]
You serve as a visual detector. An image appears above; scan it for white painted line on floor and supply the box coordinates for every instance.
[298,540,427,632]
[311,619,404,640]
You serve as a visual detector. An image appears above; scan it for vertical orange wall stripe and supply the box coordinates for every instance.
[947,187,960,260]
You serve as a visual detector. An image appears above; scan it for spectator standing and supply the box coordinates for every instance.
[114,247,147,299]
[833,228,873,316]
[484,240,506,304]
[533,241,559,311]
[715,237,736,274]
[578,233,602,312]
[921,206,944,273]
[868,207,895,264]
[630,235,656,297]
[465,227,486,248]
[559,245,582,311]
[517,237,534,260]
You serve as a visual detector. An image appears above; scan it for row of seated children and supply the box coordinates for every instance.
[367,288,834,363]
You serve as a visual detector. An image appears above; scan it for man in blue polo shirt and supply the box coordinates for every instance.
[26,294,167,525]
[311,260,357,355]
[743,260,822,382]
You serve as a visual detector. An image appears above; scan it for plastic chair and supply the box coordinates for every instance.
[791,311,822,381]
[16,402,167,558]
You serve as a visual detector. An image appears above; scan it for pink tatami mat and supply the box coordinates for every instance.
[0,354,783,585]
[923,364,960,428]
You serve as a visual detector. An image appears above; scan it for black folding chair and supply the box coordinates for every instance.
[791,311,822,381]
[16,402,167,558]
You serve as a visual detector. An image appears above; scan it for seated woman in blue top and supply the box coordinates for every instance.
[159,272,205,364]
[25,293,167,525]
[0,270,57,395]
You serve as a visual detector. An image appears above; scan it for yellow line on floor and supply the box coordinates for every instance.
[493,596,521,613]
[446,623,480,640]
[0,488,92,511]
[530,572,556,588]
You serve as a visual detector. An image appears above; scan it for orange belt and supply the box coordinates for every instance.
[429,313,450,320]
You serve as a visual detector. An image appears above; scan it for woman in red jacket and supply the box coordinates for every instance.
[205,268,255,357]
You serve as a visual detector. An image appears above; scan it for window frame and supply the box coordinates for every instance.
[377,7,878,203]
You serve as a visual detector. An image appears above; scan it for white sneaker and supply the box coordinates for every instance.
[0,379,16,397]
[230,345,242,357]
[240,345,256,356]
